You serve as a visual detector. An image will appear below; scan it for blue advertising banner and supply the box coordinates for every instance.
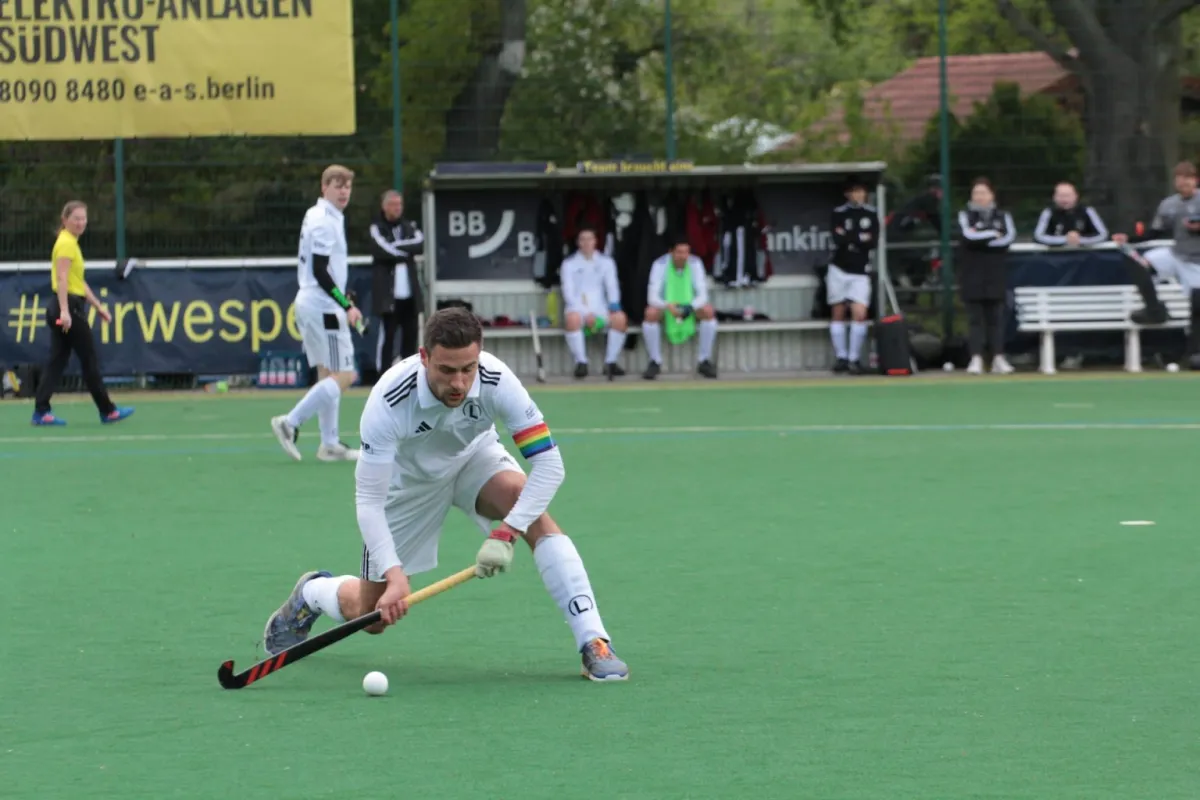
[0,267,375,376]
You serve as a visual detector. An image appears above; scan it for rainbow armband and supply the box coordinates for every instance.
[512,422,555,459]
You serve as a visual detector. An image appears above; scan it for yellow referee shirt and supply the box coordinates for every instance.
[51,228,86,297]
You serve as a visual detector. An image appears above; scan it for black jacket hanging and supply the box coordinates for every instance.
[717,190,763,287]
[533,196,564,289]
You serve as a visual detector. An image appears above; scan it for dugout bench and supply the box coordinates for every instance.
[419,161,900,378]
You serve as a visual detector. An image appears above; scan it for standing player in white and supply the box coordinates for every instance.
[560,227,628,380]
[271,165,364,462]
[261,307,629,681]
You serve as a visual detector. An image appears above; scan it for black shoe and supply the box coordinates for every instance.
[698,360,718,379]
[1132,303,1169,325]
[642,361,661,380]
[832,358,850,373]
[1189,352,1200,371]
[574,363,588,379]
[848,360,865,375]
[605,362,625,381]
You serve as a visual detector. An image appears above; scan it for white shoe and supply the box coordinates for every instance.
[991,355,1015,375]
[317,441,359,462]
[271,416,302,461]
[966,355,984,375]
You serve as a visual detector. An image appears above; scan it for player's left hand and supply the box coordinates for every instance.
[476,526,517,578]
[347,306,363,328]
[97,305,112,324]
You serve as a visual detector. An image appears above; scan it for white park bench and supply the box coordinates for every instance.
[1013,283,1191,374]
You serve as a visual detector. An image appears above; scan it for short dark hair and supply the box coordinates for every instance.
[671,236,691,250]
[423,307,483,353]
[1176,161,1197,178]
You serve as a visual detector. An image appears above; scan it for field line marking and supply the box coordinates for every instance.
[4,421,1200,445]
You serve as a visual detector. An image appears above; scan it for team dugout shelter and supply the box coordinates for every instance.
[417,159,894,377]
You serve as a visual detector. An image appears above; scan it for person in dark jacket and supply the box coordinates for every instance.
[368,190,425,374]
[1032,182,1108,247]
[957,177,1016,375]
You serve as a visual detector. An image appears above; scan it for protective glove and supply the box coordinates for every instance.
[475,527,516,578]
[677,304,694,319]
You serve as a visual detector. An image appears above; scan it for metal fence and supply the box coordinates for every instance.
[0,0,1193,264]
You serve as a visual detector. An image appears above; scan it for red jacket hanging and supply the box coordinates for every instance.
[686,193,719,271]
[563,193,608,249]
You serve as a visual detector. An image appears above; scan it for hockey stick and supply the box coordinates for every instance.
[529,308,547,383]
[217,566,476,689]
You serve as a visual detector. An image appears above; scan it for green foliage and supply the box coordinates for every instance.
[875,0,1060,57]
[903,82,1086,226]
[3,0,1196,261]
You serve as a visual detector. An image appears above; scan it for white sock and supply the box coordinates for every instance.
[301,574,355,623]
[533,534,609,650]
[642,321,663,363]
[317,384,342,447]
[849,322,869,362]
[605,328,626,363]
[286,376,339,429]
[697,318,717,362]
[565,330,587,364]
[829,322,848,359]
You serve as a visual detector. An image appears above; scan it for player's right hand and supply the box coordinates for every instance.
[376,568,411,625]
[347,306,363,328]
[57,313,71,332]
[1112,233,1129,244]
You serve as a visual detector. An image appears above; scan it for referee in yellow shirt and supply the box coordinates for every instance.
[31,201,134,426]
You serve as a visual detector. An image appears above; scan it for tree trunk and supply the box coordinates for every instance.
[1022,0,1190,230]
[442,0,527,161]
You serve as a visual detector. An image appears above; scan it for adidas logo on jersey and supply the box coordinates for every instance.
[415,421,432,433]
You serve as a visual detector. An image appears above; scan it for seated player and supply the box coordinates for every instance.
[641,238,718,380]
[559,228,628,380]
[828,177,879,374]
[261,307,628,682]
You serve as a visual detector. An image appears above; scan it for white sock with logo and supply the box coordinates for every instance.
[697,319,717,362]
[605,328,627,363]
[641,322,663,363]
[300,574,355,623]
[849,322,869,362]
[317,386,342,447]
[829,322,848,359]
[533,534,609,650]
[286,376,339,429]
[566,330,587,364]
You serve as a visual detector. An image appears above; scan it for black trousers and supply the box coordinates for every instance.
[966,299,1007,358]
[377,298,420,370]
[35,295,116,416]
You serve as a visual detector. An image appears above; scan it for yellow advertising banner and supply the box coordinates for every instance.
[0,0,355,140]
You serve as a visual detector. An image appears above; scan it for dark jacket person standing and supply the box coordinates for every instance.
[368,190,425,372]
[957,178,1017,375]
[32,201,134,426]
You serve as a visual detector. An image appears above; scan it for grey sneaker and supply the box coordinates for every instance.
[317,441,359,462]
[263,570,332,655]
[581,638,629,682]
[271,416,301,461]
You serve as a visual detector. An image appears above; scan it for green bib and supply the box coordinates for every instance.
[664,264,696,344]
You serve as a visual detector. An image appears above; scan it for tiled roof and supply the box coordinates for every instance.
[779,51,1073,150]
